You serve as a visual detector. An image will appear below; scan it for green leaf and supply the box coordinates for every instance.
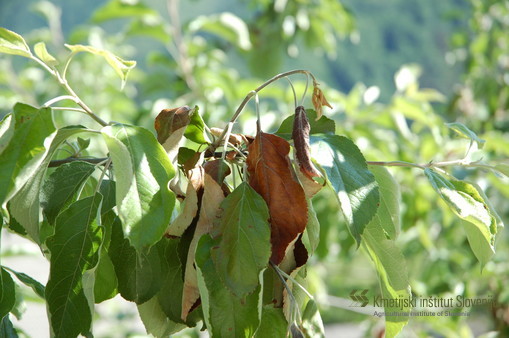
[184,107,210,144]
[362,219,411,338]
[368,165,400,239]
[65,44,136,88]
[196,235,261,338]
[34,42,58,67]
[138,296,187,337]
[276,109,335,139]
[0,315,18,338]
[77,137,90,151]
[310,134,379,244]
[301,300,325,338]
[98,180,116,215]
[0,114,14,155]
[211,182,271,298]
[93,250,118,303]
[254,306,287,338]
[45,194,103,337]
[108,216,163,304]
[301,201,320,255]
[424,169,498,266]
[102,123,175,250]
[0,268,15,318]
[9,126,90,243]
[189,12,252,50]
[157,238,186,323]
[0,27,32,57]
[92,0,157,22]
[446,122,485,148]
[0,103,56,207]
[41,161,97,224]
[3,267,45,299]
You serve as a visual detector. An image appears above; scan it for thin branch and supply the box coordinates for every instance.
[49,157,109,168]
[211,69,315,150]
[43,95,77,107]
[367,161,425,169]
[51,107,88,113]
[367,159,494,171]
[30,55,108,127]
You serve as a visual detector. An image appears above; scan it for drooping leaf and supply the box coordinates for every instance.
[45,194,103,337]
[295,167,324,199]
[3,267,45,299]
[0,315,18,338]
[41,161,96,224]
[254,306,288,338]
[292,106,321,179]
[0,103,56,207]
[196,235,261,338]
[102,123,175,250]
[276,109,335,139]
[211,182,271,298]
[247,132,308,264]
[189,12,252,50]
[108,216,164,304]
[184,107,210,144]
[368,165,400,239]
[312,84,332,119]
[34,42,58,67]
[301,201,320,255]
[93,249,118,303]
[182,170,225,320]
[311,134,379,244]
[424,169,498,267]
[0,27,32,57]
[9,126,90,243]
[301,300,325,338]
[0,268,15,319]
[155,106,192,164]
[138,296,186,337]
[157,238,186,324]
[362,218,411,338]
[166,167,203,237]
[65,44,136,87]
[446,122,485,149]
[98,180,116,215]
[282,267,308,322]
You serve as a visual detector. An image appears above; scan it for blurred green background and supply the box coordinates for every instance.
[1,0,508,337]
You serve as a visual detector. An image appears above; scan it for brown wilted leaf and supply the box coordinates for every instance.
[181,171,225,320]
[295,168,323,199]
[210,127,244,146]
[165,167,203,237]
[292,106,321,179]
[154,106,192,162]
[312,85,332,120]
[246,132,308,264]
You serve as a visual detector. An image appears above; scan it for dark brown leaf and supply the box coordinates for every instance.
[292,106,322,179]
[154,106,192,144]
[154,106,192,162]
[247,132,308,264]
